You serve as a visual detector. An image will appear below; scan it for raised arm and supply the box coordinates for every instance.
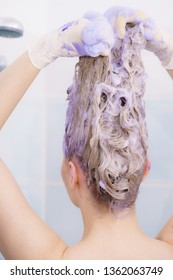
[104,6,173,80]
[0,158,68,259]
[157,216,173,246]
[167,69,173,79]
[0,14,113,259]
[0,52,40,129]
[0,14,113,129]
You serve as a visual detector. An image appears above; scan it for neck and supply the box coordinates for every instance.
[80,203,144,242]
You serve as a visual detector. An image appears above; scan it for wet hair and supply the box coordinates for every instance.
[63,24,148,211]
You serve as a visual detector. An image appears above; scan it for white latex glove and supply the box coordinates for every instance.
[104,6,173,69]
[28,14,114,70]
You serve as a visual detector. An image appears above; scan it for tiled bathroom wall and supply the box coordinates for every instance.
[137,98,173,237]
[0,0,49,221]
[0,0,173,256]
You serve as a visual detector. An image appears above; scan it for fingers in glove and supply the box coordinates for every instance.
[116,9,149,39]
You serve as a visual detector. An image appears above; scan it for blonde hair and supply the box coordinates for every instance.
[63,24,148,211]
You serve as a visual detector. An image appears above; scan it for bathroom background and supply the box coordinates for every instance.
[0,0,173,256]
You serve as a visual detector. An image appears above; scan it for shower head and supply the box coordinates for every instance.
[0,17,23,38]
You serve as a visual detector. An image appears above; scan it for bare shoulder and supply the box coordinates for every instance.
[137,235,173,259]
[61,236,173,260]
[152,238,173,259]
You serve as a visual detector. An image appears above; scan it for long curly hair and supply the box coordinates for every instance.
[63,24,148,211]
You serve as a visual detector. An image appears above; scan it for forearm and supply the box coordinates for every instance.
[0,14,113,130]
[0,51,40,129]
[167,69,173,79]
[157,216,173,246]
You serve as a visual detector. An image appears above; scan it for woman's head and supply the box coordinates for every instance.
[63,24,148,212]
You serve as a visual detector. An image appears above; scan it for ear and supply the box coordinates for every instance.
[68,160,78,190]
[143,159,151,180]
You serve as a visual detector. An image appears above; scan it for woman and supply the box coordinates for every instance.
[0,7,173,259]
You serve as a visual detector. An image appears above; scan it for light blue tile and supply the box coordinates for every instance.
[46,101,67,182]
[145,99,173,182]
[136,184,173,237]
[136,99,173,237]
[0,101,45,181]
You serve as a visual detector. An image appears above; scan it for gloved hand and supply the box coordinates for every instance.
[28,14,114,70]
[104,6,173,69]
